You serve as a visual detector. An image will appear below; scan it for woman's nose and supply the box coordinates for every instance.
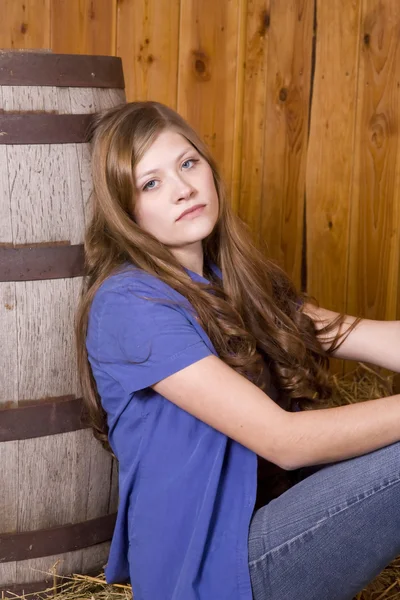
[174,175,195,201]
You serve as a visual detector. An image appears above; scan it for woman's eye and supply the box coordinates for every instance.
[182,159,197,169]
[143,179,157,191]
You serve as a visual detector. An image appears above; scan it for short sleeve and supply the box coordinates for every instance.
[87,283,212,394]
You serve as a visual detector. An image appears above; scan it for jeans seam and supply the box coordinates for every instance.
[249,518,327,567]
[249,472,400,567]
[326,473,400,517]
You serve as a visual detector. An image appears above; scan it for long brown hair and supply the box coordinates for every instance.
[76,101,354,450]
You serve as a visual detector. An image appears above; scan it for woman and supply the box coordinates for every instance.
[76,101,400,600]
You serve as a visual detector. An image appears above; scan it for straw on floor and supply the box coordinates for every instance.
[3,364,400,600]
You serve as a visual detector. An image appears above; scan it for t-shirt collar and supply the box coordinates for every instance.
[185,262,222,284]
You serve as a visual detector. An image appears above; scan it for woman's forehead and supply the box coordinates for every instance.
[135,131,194,176]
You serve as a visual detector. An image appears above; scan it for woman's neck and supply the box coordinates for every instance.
[171,243,204,277]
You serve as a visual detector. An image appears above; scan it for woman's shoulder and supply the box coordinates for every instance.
[86,264,204,366]
[88,265,189,341]
[92,264,178,309]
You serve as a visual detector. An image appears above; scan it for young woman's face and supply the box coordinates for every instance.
[133,130,219,252]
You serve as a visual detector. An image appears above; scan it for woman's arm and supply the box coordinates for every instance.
[152,355,400,471]
[302,303,400,372]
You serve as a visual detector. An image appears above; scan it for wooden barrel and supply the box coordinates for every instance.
[0,51,126,596]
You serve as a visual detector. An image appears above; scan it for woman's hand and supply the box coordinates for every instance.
[303,303,400,372]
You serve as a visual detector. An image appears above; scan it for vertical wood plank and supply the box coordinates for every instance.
[0,119,14,247]
[1,86,56,112]
[0,141,18,583]
[236,0,271,236]
[15,430,93,581]
[0,282,18,406]
[0,443,19,532]
[306,1,362,311]
[0,0,50,49]
[2,86,86,246]
[177,0,243,190]
[81,542,111,573]
[15,549,82,584]
[15,549,87,584]
[16,280,81,401]
[84,442,114,520]
[76,143,95,227]
[56,86,125,229]
[116,0,180,106]
[109,459,120,513]
[347,0,400,322]
[0,556,17,587]
[6,144,84,244]
[260,0,314,288]
[0,129,18,408]
[0,442,18,585]
[230,0,249,214]
[18,431,90,530]
[51,0,117,55]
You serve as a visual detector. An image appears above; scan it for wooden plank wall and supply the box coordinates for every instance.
[2,0,400,330]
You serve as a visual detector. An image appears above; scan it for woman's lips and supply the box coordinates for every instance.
[177,204,206,220]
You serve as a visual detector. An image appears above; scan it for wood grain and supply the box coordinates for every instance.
[306,1,362,312]
[177,0,243,192]
[0,84,17,586]
[2,0,400,337]
[15,430,108,581]
[347,0,400,322]
[0,113,18,407]
[18,431,90,531]
[54,85,126,228]
[116,0,180,106]
[230,0,248,214]
[0,0,50,49]
[237,0,271,237]
[15,280,81,400]
[0,86,56,111]
[85,436,115,520]
[0,281,18,407]
[15,547,84,584]
[109,459,120,513]
[0,70,123,587]
[0,441,18,584]
[51,0,117,56]
[81,541,111,574]
[11,541,111,584]
[260,0,314,289]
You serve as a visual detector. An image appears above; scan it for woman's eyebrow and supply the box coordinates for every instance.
[176,147,196,161]
[136,147,195,181]
[137,167,160,181]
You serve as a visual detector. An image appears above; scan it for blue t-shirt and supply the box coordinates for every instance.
[86,263,257,600]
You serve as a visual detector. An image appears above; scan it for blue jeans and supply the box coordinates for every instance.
[248,442,400,600]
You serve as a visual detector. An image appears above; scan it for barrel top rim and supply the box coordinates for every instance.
[0,52,125,89]
[0,50,123,61]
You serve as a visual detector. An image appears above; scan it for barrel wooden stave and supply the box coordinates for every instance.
[0,85,125,113]
[0,283,17,405]
[0,442,18,585]
[0,145,12,243]
[0,433,116,586]
[0,53,124,590]
[16,279,81,400]
[1,543,112,586]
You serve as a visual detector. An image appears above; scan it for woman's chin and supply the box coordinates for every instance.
[177,222,216,244]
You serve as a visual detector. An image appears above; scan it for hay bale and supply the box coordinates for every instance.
[330,365,400,600]
[1,572,132,600]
